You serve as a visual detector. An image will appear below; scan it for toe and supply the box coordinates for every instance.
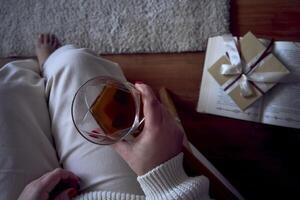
[51,35,56,46]
[37,34,43,47]
[49,34,53,45]
[53,35,61,48]
[41,34,46,44]
[46,34,50,44]
[56,39,61,48]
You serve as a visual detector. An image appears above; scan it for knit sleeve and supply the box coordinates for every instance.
[137,153,211,200]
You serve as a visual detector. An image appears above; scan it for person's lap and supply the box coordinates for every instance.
[43,45,143,194]
[0,59,60,199]
[0,45,143,199]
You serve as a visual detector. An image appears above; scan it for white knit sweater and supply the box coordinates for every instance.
[76,153,211,200]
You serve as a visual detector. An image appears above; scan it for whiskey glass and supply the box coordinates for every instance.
[71,76,144,145]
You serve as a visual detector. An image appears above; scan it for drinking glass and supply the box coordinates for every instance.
[71,76,144,145]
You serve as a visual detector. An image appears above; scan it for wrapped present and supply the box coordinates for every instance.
[208,32,290,110]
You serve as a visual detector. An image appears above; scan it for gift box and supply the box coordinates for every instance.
[208,32,290,110]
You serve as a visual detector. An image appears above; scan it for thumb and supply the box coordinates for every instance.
[54,188,78,200]
[112,140,132,160]
[135,83,161,128]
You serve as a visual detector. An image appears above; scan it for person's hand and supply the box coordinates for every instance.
[113,83,184,176]
[18,168,80,200]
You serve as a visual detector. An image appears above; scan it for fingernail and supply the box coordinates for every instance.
[89,133,99,138]
[68,188,78,198]
[91,129,99,134]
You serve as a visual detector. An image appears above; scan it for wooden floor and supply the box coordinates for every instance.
[1,0,300,199]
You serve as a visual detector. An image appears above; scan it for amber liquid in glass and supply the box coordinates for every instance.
[90,84,136,135]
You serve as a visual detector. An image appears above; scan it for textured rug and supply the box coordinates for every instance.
[0,0,230,57]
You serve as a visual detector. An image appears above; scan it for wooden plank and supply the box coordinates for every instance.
[230,0,300,41]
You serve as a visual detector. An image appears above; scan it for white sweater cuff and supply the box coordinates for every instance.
[137,153,210,200]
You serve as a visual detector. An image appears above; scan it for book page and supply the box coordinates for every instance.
[197,37,262,122]
[261,42,300,129]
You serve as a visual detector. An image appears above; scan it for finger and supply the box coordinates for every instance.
[135,83,161,128]
[54,188,78,200]
[112,140,132,160]
[39,168,80,193]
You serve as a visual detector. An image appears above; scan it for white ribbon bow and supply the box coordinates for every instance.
[220,34,287,97]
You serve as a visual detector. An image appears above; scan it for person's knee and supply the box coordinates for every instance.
[44,48,93,73]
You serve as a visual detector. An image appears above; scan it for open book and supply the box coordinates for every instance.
[197,36,300,129]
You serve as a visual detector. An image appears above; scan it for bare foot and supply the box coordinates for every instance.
[35,33,60,68]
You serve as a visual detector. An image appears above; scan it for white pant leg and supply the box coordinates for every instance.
[0,60,60,200]
[43,45,143,195]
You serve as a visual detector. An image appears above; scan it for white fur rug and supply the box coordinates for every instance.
[0,0,229,57]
